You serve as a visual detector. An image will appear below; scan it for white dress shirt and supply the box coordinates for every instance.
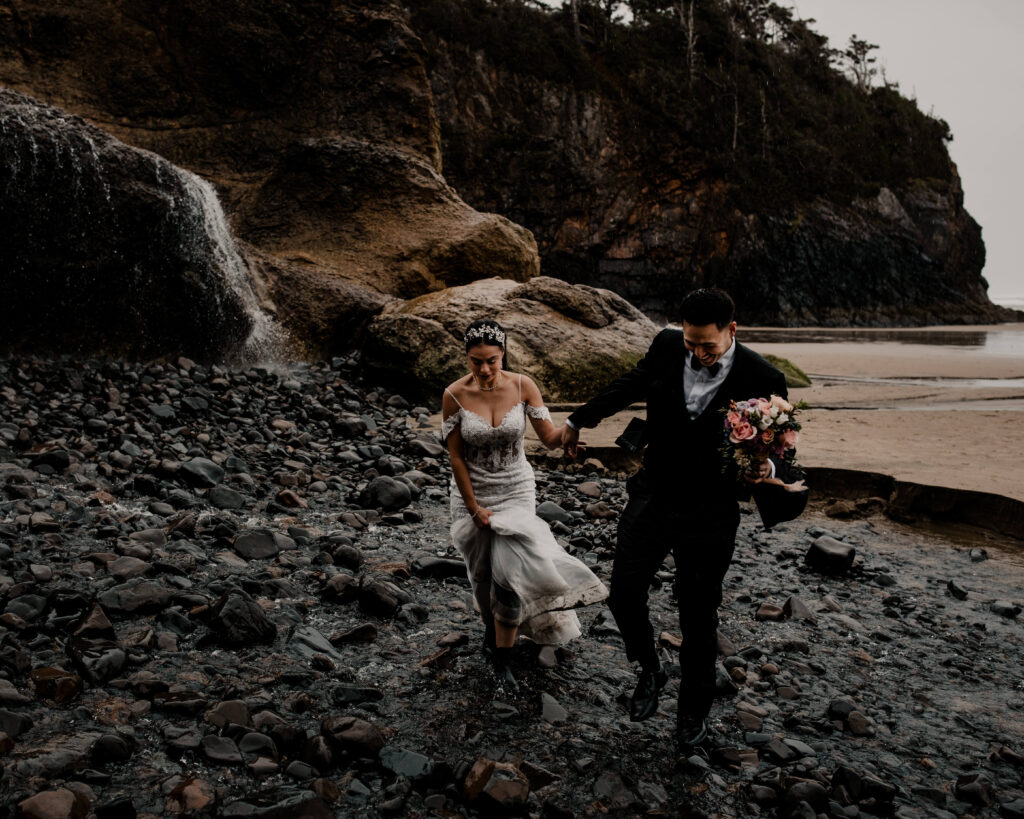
[684,340,736,419]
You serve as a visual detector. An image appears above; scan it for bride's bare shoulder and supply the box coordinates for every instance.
[443,375,473,397]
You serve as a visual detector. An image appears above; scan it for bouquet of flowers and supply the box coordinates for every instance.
[721,394,805,482]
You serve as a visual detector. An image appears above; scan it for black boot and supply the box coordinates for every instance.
[492,647,519,694]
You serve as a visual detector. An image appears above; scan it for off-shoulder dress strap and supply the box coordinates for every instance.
[444,387,464,409]
[442,388,465,441]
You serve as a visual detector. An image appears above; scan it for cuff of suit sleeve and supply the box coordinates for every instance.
[565,418,578,431]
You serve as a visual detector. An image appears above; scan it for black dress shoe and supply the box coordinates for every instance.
[676,714,708,747]
[629,667,668,721]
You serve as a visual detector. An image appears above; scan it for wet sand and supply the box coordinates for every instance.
[526,325,1024,504]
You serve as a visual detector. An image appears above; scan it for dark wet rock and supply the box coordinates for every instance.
[288,624,345,664]
[411,555,467,579]
[18,788,90,819]
[94,796,137,819]
[207,592,278,645]
[592,770,635,810]
[359,476,412,512]
[783,780,829,813]
[536,501,571,523]
[755,603,785,621]
[332,684,384,705]
[990,600,1021,618]
[221,791,334,818]
[234,529,295,560]
[541,692,568,724]
[331,544,364,571]
[464,758,530,811]
[379,746,434,780]
[68,638,127,684]
[0,707,33,738]
[97,579,172,614]
[91,733,134,762]
[107,556,150,581]
[805,536,856,574]
[783,595,817,621]
[206,700,251,729]
[357,575,406,618]
[0,678,31,705]
[321,715,385,759]
[955,772,995,806]
[30,667,84,704]
[1001,798,1024,819]
[202,735,244,765]
[181,457,225,488]
[209,485,247,510]
[947,579,969,599]
[239,732,279,760]
[330,623,378,644]
[6,593,48,622]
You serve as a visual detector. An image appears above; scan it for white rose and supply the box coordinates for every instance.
[777,413,789,424]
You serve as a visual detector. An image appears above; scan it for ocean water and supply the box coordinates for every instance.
[992,292,1024,311]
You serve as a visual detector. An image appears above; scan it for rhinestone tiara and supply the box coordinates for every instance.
[464,325,506,345]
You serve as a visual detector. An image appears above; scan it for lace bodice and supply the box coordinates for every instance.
[442,375,552,473]
[443,402,551,471]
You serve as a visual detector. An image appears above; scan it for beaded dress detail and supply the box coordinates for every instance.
[443,375,607,645]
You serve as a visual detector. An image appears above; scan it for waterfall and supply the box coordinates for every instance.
[1,88,286,362]
[174,171,287,362]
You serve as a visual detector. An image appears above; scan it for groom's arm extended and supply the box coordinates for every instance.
[567,329,669,430]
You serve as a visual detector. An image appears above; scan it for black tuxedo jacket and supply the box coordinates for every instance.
[569,329,788,507]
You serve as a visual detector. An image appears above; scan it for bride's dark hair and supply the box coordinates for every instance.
[464,319,509,370]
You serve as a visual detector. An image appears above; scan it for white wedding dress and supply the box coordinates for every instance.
[443,376,608,645]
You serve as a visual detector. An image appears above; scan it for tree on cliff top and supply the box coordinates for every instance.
[411,0,953,211]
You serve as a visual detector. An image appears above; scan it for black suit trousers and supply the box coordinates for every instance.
[609,473,739,725]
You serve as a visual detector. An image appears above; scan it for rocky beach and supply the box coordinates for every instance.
[0,354,1021,818]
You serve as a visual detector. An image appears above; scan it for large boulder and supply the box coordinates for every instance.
[360,276,657,401]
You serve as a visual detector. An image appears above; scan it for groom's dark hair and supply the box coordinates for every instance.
[680,287,735,329]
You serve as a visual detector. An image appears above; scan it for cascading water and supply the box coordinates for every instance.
[1,87,286,362]
[173,170,287,363]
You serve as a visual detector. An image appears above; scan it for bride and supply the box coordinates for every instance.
[442,319,608,691]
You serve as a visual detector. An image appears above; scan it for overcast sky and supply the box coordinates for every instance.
[791,0,1024,305]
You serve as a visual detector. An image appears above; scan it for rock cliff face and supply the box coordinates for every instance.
[0,0,1015,372]
[420,32,1014,326]
[0,0,538,357]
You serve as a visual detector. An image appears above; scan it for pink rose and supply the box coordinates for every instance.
[726,411,742,427]
[780,429,798,449]
[761,429,775,445]
[770,394,793,413]
[757,401,772,416]
[729,422,757,444]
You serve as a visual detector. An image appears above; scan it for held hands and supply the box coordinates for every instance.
[559,424,586,459]
[470,506,492,528]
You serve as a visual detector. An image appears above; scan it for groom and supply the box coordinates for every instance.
[561,287,789,747]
